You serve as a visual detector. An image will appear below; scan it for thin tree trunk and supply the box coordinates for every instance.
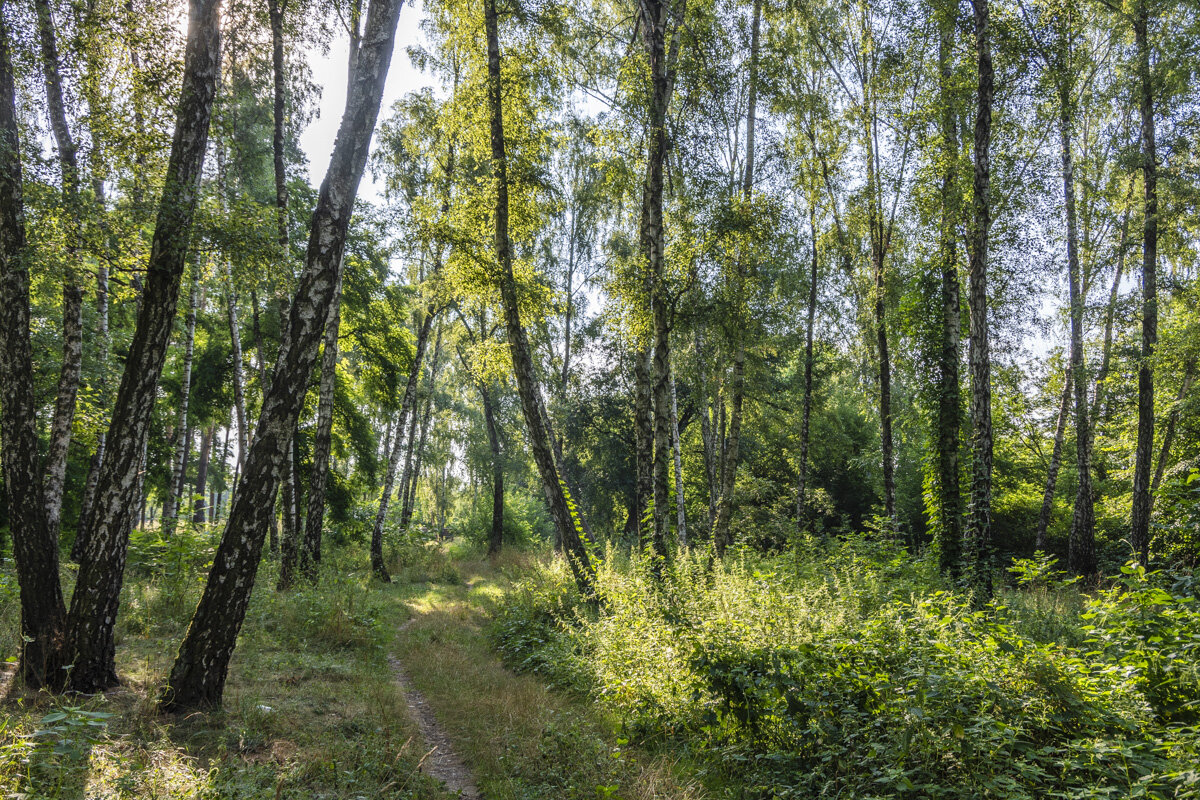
[160,263,200,540]
[216,418,231,521]
[249,289,280,554]
[1035,368,1072,551]
[371,306,435,582]
[714,0,758,556]
[696,327,718,534]
[965,0,994,605]
[0,8,67,687]
[1130,0,1157,566]
[34,0,85,547]
[63,0,223,693]
[162,0,404,711]
[485,0,593,592]
[634,346,653,549]
[1151,358,1195,502]
[797,206,819,536]
[480,379,504,556]
[403,325,443,530]
[670,372,686,546]
[192,425,213,524]
[1088,206,1129,459]
[300,270,341,583]
[223,258,249,467]
[935,1,962,574]
[1061,102,1096,576]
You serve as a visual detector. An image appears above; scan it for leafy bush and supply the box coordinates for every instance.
[495,539,1200,799]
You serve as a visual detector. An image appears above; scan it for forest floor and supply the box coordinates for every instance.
[0,540,703,799]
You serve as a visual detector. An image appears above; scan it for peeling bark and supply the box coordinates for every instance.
[0,7,67,688]
[162,0,405,711]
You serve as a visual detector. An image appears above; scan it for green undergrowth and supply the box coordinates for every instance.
[0,527,453,800]
[493,538,1200,799]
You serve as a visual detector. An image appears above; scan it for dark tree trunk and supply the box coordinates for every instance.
[1130,1,1157,566]
[935,2,961,574]
[0,8,68,688]
[1035,369,1072,551]
[398,384,420,526]
[696,327,718,535]
[639,0,682,557]
[714,0,758,557]
[403,326,443,530]
[485,0,593,592]
[371,305,435,582]
[480,380,504,556]
[796,207,818,536]
[1060,103,1096,576]
[160,264,200,540]
[161,0,404,712]
[670,373,686,546]
[965,0,994,605]
[300,271,341,583]
[62,0,223,693]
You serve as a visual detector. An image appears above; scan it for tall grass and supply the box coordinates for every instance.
[494,537,1200,799]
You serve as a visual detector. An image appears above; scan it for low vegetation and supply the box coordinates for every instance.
[495,540,1200,799]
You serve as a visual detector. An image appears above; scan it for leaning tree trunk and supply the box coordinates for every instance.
[62,0,223,693]
[485,0,593,592]
[935,0,962,574]
[300,270,341,583]
[714,0,758,557]
[1035,369,1072,551]
[0,7,67,688]
[161,0,405,712]
[34,0,85,547]
[1061,102,1096,576]
[160,263,200,541]
[370,305,435,582]
[1129,0,1157,567]
[965,0,994,606]
[402,320,444,529]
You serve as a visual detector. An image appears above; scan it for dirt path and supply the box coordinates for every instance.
[392,619,482,800]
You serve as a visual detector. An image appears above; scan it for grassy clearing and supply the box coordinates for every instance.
[494,539,1200,800]
[392,548,708,800]
[0,528,453,800]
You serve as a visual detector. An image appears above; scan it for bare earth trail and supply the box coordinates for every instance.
[391,616,482,800]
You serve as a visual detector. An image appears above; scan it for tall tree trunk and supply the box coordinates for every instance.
[160,263,200,540]
[34,0,85,548]
[796,206,819,536]
[249,289,280,554]
[223,258,249,467]
[670,373,687,546]
[162,0,404,711]
[696,327,719,534]
[0,7,68,687]
[485,0,593,592]
[1061,103,1096,576]
[370,306,435,582]
[192,425,213,524]
[634,345,653,548]
[216,418,231,521]
[1035,369,1072,551]
[1088,207,1129,463]
[63,0,223,693]
[965,0,994,605]
[300,270,341,583]
[403,323,444,530]
[640,0,682,557]
[714,0,758,557]
[1130,0,1157,566]
[935,2,962,574]
[480,379,504,556]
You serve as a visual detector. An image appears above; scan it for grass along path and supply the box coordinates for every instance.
[390,549,706,800]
